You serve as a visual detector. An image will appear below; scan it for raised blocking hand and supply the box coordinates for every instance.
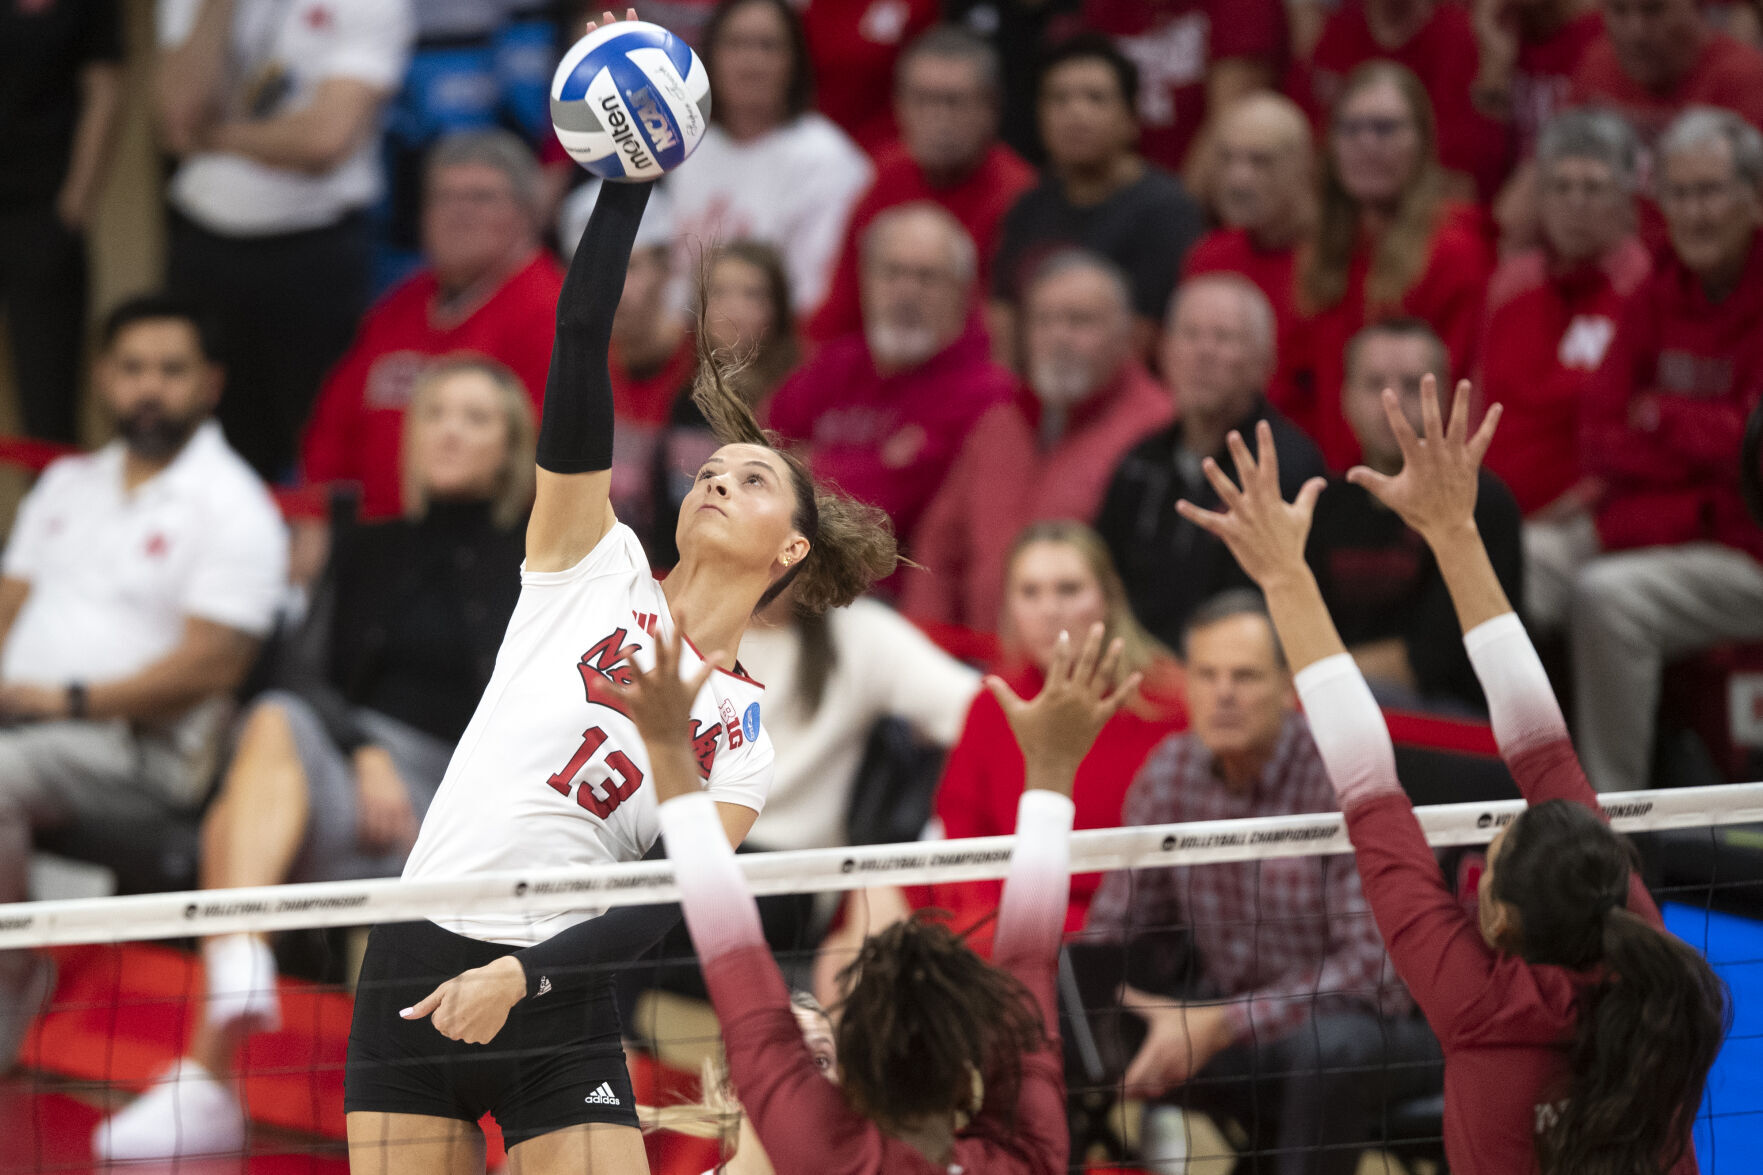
[983,622,1141,793]
[1175,420,1326,589]
[1346,375,1502,542]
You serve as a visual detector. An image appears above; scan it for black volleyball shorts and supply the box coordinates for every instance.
[344,919,639,1145]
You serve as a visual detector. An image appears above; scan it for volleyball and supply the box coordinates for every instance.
[549,21,711,182]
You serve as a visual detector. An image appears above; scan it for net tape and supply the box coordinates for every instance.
[4,781,1759,949]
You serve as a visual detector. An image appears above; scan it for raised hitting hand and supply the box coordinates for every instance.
[984,622,1141,796]
[1346,375,1501,543]
[1175,421,1326,589]
[583,8,641,35]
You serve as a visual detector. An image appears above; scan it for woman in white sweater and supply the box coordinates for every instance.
[666,0,872,314]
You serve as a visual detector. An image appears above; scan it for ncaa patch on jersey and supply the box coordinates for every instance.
[742,702,761,743]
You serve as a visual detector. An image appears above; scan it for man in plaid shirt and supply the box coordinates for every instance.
[1083,591,1438,1174]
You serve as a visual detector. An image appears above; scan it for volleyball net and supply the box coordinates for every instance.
[4,782,1761,1173]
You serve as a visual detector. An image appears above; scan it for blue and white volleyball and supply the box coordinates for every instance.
[549,22,711,182]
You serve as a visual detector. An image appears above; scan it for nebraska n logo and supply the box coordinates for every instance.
[578,628,640,716]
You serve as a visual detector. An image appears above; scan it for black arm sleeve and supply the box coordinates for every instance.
[534,181,655,474]
[512,838,682,999]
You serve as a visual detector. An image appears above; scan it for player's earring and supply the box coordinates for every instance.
[781,557,793,566]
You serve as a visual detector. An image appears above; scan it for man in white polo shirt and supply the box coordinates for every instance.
[155,0,414,480]
[0,295,287,1072]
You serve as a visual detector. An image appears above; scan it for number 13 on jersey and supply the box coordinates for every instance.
[546,726,643,819]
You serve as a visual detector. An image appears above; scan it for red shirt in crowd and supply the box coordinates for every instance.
[1582,234,1763,562]
[1476,237,1651,516]
[902,362,1173,632]
[1084,0,1288,174]
[1510,8,1605,158]
[1302,1,1512,200]
[1570,27,1763,144]
[766,317,1015,542]
[1570,29,1763,251]
[1183,227,1302,409]
[808,141,1036,344]
[1342,644,1694,1175]
[301,251,563,519]
[1293,202,1494,470]
[928,662,1188,945]
[607,332,697,544]
[801,0,939,156]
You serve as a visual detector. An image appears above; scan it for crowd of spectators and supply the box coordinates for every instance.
[6,0,1763,1165]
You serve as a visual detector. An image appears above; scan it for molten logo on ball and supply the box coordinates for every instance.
[550,20,711,182]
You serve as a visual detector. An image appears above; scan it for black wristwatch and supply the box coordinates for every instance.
[66,682,88,720]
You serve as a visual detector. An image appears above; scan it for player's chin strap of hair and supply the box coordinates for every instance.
[535,181,654,476]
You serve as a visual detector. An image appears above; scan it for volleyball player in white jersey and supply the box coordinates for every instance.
[342,20,898,1169]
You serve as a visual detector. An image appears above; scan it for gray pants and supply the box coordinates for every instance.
[253,691,451,883]
[1171,1010,1443,1175]
[1571,543,1763,792]
[0,720,196,986]
[1523,512,1601,632]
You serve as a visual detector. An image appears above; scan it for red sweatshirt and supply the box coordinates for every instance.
[301,251,563,519]
[1084,0,1288,174]
[808,143,1036,345]
[1569,31,1763,252]
[662,788,1074,1175]
[801,0,940,157]
[901,363,1173,631]
[766,318,1016,542]
[1293,202,1493,470]
[1302,2,1512,200]
[1570,29,1763,144]
[1582,234,1763,561]
[1511,9,1605,158]
[928,662,1187,943]
[1296,617,1698,1175]
[1183,228,1301,410]
[1476,238,1651,515]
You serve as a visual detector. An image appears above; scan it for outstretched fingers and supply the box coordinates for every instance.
[1069,622,1108,692]
[1253,420,1282,492]
[1381,386,1423,461]
[1419,373,1445,443]
[1200,453,1245,510]
[1468,400,1503,466]
[1175,498,1232,539]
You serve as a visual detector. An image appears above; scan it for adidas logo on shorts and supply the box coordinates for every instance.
[536,976,552,997]
[584,1082,621,1106]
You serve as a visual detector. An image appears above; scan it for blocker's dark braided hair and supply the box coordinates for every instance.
[832,913,1048,1132]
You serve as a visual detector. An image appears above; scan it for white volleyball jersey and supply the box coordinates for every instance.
[403,522,773,945]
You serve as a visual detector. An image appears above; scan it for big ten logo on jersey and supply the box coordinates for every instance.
[719,697,743,749]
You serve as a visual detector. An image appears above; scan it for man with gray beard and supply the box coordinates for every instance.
[768,202,1015,546]
[902,249,1171,631]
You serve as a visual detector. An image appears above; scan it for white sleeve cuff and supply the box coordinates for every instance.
[1294,654,1403,811]
[1017,789,1077,835]
[657,792,763,961]
[1463,612,1568,755]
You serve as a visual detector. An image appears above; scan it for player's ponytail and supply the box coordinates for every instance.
[689,312,899,614]
[1493,801,1728,1175]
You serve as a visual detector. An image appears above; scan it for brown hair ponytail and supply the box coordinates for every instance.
[1493,801,1728,1175]
[689,313,899,615]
